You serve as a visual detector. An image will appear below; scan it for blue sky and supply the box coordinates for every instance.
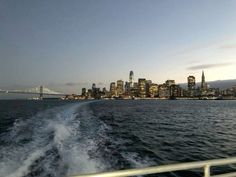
[1,0,236,93]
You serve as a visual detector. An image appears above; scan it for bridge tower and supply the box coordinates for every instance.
[39,86,43,100]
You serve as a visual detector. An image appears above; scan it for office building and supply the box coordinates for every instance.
[165,80,175,87]
[110,82,116,97]
[159,84,169,98]
[188,76,195,90]
[129,71,134,87]
[81,88,86,96]
[170,84,181,98]
[138,78,146,98]
[145,80,152,97]
[125,81,131,95]
[187,76,196,97]
[117,80,124,96]
[149,83,158,98]
[132,82,139,97]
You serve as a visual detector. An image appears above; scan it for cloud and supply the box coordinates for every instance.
[65,82,89,86]
[170,37,231,58]
[168,36,236,60]
[187,62,233,70]
[219,44,236,49]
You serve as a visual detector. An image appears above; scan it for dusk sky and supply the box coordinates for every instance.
[1,0,236,94]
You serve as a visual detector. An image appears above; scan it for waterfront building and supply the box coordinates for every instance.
[129,71,134,87]
[159,84,169,98]
[187,76,196,97]
[207,88,220,97]
[117,80,124,96]
[182,89,189,97]
[90,83,101,98]
[81,88,86,96]
[95,88,101,99]
[110,82,116,97]
[132,82,139,97]
[170,84,181,98]
[87,89,93,98]
[138,78,146,98]
[92,83,96,91]
[125,81,131,95]
[194,87,201,97]
[165,80,175,98]
[165,80,175,87]
[221,89,234,97]
[145,80,152,97]
[188,76,195,89]
[149,83,158,98]
[92,83,96,97]
[99,87,107,98]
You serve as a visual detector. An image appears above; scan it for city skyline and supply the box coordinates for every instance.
[0,69,236,100]
[1,0,236,94]
[67,69,236,100]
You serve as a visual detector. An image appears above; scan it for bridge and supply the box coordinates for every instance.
[0,86,66,100]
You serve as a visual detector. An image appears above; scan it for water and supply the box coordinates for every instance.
[0,100,236,177]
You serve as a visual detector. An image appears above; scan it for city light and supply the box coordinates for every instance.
[63,70,236,100]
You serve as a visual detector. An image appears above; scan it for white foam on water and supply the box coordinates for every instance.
[52,122,73,149]
[61,140,99,176]
[56,103,106,176]
[0,101,104,177]
[121,151,155,168]
[5,149,46,177]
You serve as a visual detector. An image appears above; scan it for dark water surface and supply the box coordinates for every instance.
[0,100,236,177]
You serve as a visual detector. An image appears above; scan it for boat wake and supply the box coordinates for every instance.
[0,102,105,177]
[0,101,176,177]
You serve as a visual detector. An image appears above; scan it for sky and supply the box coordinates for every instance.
[1,0,236,94]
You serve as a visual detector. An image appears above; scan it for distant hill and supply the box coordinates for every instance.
[180,79,236,89]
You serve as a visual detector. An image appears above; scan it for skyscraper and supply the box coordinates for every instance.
[110,82,116,97]
[145,80,152,97]
[125,81,131,95]
[201,70,207,92]
[81,88,86,96]
[132,82,139,97]
[129,71,134,87]
[149,83,158,98]
[188,76,196,97]
[138,78,146,98]
[170,84,182,98]
[201,71,205,84]
[188,76,195,90]
[165,80,175,97]
[165,80,175,87]
[117,80,124,96]
[158,84,169,98]
[92,83,96,92]
[92,83,97,97]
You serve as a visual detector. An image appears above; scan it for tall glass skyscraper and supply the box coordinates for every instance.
[129,71,134,87]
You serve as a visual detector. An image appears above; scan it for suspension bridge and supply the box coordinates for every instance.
[0,86,66,100]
